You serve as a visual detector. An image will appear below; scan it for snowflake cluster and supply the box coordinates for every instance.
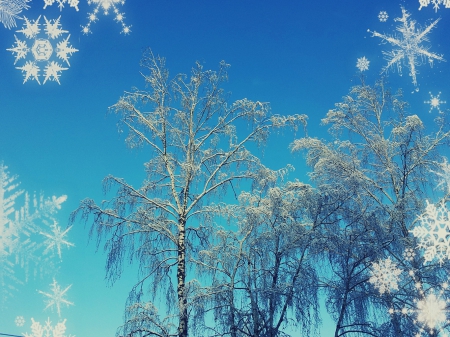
[424,92,446,114]
[43,0,79,11]
[419,0,450,12]
[0,164,72,307]
[411,200,450,265]
[82,0,131,35]
[7,15,78,84]
[368,7,444,87]
[23,318,75,337]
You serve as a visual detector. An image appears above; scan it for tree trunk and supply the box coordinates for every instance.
[177,218,188,337]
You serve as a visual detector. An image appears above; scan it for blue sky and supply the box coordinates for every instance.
[1,0,450,336]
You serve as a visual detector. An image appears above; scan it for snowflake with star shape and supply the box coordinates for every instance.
[431,157,450,194]
[15,315,25,326]
[81,0,131,35]
[40,221,74,260]
[43,0,79,11]
[419,0,450,12]
[356,56,370,72]
[23,318,75,337]
[38,278,74,317]
[0,0,31,29]
[411,200,450,265]
[424,91,446,114]
[389,270,450,337]
[378,11,389,22]
[369,257,402,294]
[368,7,445,87]
[7,15,78,85]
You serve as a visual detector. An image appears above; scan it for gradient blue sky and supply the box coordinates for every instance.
[1,0,450,336]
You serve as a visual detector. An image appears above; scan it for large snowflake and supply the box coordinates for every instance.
[368,7,445,87]
[0,0,30,29]
[369,257,402,294]
[81,0,131,35]
[38,278,74,317]
[23,318,75,337]
[419,0,450,12]
[0,163,69,307]
[411,200,450,265]
[7,15,78,84]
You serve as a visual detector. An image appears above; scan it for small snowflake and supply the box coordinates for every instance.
[368,7,445,87]
[38,278,74,317]
[411,200,450,265]
[23,317,74,337]
[82,0,131,35]
[356,56,370,72]
[403,247,416,261]
[369,257,402,294]
[15,315,25,326]
[424,92,446,114]
[378,11,389,22]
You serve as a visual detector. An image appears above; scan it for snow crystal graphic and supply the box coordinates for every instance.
[0,0,30,29]
[432,158,450,194]
[81,0,131,35]
[15,315,25,326]
[0,163,69,307]
[419,0,450,12]
[23,318,75,337]
[411,200,450,265]
[356,56,370,72]
[368,7,445,87]
[43,0,79,11]
[424,92,446,113]
[389,270,450,336]
[38,278,74,317]
[7,15,78,84]
[369,257,402,294]
[40,220,74,260]
[403,247,416,262]
[378,11,388,22]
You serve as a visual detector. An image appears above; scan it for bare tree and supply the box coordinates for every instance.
[70,49,306,337]
[291,78,450,336]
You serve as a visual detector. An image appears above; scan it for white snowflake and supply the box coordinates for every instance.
[424,91,446,114]
[419,0,450,12]
[432,157,450,194]
[403,247,416,262]
[378,11,389,22]
[40,221,74,259]
[368,7,445,87]
[0,163,68,308]
[15,315,25,326]
[7,15,78,85]
[0,0,30,29]
[38,278,74,317]
[369,257,402,294]
[411,200,450,265]
[43,0,79,11]
[23,318,75,337]
[356,56,370,72]
[81,0,131,35]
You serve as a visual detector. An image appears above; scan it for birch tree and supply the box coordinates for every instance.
[291,78,450,336]
[71,49,306,337]
[193,172,321,337]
